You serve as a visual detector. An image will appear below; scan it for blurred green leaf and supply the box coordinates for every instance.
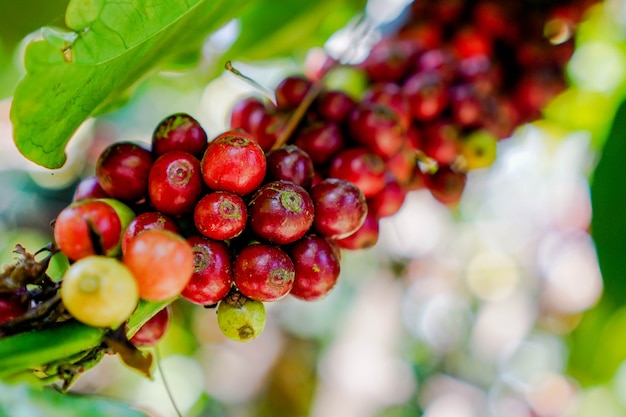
[225,0,366,62]
[590,98,626,308]
[0,382,147,417]
[10,0,246,169]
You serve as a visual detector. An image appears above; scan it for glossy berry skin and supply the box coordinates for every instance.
[0,296,28,324]
[233,244,295,302]
[61,256,139,328]
[54,199,123,261]
[248,110,287,151]
[275,75,312,110]
[368,177,406,218]
[316,90,357,123]
[360,37,417,82]
[311,178,368,240]
[348,103,404,158]
[217,292,266,342]
[248,181,315,245]
[230,97,267,132]
[194,191,247,241]
[403,71,449,122]
[121,211,180,255]
[72,176,109,202]
[292,121,345,165]
[362,83,411,131]
[289,235,341,301]
[96,142,153,203]
[422,121,461,166]
[201,131,267,195]
[425,166,467,206]
[329,148,387,198]
[265,145,315,189]
[124,229,194,301]
[181,236,232,306]
[148,151,203,216]
[149,151,203,216]
[131,305,172,347]
[152,113,208,159]
[335,211,380,250]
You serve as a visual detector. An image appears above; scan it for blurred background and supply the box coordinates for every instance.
[2,0,626,416]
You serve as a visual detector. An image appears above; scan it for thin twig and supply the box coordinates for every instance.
[225,61,276,105]
[154,345,183,417]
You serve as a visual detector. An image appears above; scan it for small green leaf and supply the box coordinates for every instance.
[11,0,246,169]
[0,381,148,417]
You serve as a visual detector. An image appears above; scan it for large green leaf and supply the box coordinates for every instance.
[225,0,366,62]
[0,382,147,417]
[10,0,247,169]
[590,99,626,308]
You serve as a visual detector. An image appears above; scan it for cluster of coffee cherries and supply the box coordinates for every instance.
[14,0,597,346]
[50,109,365,344]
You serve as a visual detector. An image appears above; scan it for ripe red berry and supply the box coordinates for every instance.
[403,70,450,122]
[289,235,341,301]
[131,306,172,347]
[265,145,315,189]
[248,181,315,245]
[201,131,267,195]
[368,177,407,218]
[72,175,109,202]
[0,295,28,324]
[329,148,387,198]
[194,191,248,241]
[148,151,203,216]
[335,211,380,250]
[233,244,295,302]
[311,178,368,240]
[362,83,411,131]
[425,166,467,206]
[96,142,153,203]
[292,121,346,165]
[348,103,405,158]
[315,90,357,123]
[54,199,123,261]
[121,211,180,255]
[275,75,313,110]
[181,236,232,306]
[230,97,267,133]
[152,113,208,159]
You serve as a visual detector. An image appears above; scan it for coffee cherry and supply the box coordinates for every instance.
[334,211,380,250]
[248,110,288,151]
[311,178,368,240]
[194,191,247,241]
[233,243,295,302]
[368,177,407,218]
[124,229,194,301]
[131,305,172,347]
[54,199,123,261]
[72,175,109,202]
[348,103,405,158]
[217,291,266,342]
[152,113,208,159]
[121,211,180,255]
[275,75,313,110]
[360,37,417,82]
[248,181,315,245]
[265,145,315,189]
[61,256,139,328]
[425,166,467,206]
[289,235,341,301]
[315,90,357,123]
[230,97,267,133]
[292,121,346,165]
[201,131,266,195]
[148,151,203,216]
[96,142,153,203]
[461,129,497,170]
[362,83,411,131]
[403,70,449,122]
[0,296,28,324]
[329,148,387,198]
[181,236,232,306]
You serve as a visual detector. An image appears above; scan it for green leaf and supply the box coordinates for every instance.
[0,382,147,417]
[0,300,169,380]
[225,0,366,62]
[590,98,626,308]
[11,0,246,169]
